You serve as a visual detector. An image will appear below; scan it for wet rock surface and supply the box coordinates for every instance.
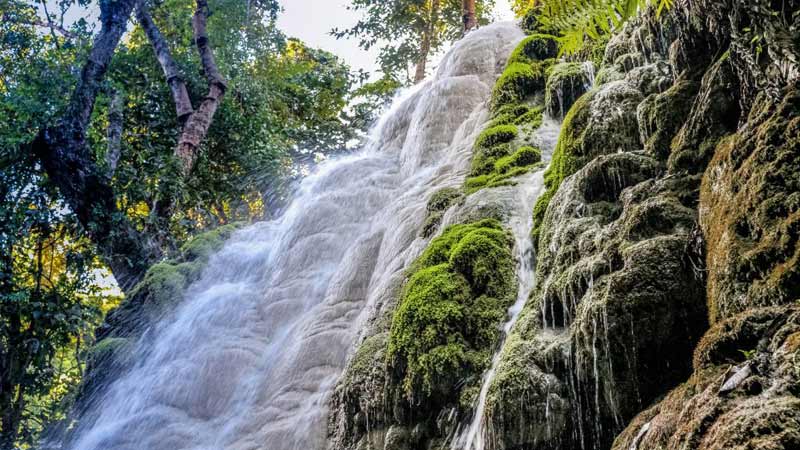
[329,2,799,450]
[476,2,800,450]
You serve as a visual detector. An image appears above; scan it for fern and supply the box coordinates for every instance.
[534,0,673,55]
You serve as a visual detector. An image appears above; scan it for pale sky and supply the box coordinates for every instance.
[276,0,516,75]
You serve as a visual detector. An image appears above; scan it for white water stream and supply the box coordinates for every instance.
[450,117,560,450]
[65,23,526,450]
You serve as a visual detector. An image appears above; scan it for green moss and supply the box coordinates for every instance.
[179,222,239,261]
[343,333,387,387]
[595,66,624,85]
[492,63,540,109]
[102,223,243,341]
[427,187,463,213]
[531,91,594,245]
[487,112,515,128]
[128,261,188,307]
[471,143,513,176]
[494,146,541,174]
[508,34,558,65]
[467,145,543,194]
[638,78,699,160]
[475,124,518,149]
[531,186,555,244]
[513,107,544,128]
[449,228,515,296]
[388,219,516,400]
[467,34,553,196]
[492,104,531,120]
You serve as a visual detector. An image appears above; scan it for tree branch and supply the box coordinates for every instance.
[32,0,156,292]
[0,11,78,40]
[105,88,124,179]
[134,0,194,122]
[175,0,227,176]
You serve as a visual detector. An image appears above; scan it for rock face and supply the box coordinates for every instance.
[612,305,800,450]
[330,1,799,450]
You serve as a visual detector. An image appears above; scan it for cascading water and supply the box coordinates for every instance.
[450,117,561,450]
[64,23,525,450]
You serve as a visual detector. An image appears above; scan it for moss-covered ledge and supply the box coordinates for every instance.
[465,33,557,196]
[329,219,518,450]
[76,223,242,408]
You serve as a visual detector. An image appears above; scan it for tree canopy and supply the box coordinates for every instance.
[0,0,386,445]
[333,0,496,83]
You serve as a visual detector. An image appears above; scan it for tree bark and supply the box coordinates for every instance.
[462,0,477,33]
[175,0,227,176]
[105,88,124,179]
[32,0,155,292]
[413,34,430,84]
[135,1,194,122]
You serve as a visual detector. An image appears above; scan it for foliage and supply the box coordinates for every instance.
[92,0,366,248]
[332,0,496,82]
[0,155,119,448]
[0,0,381,445]
[519,0,673,55]
[387,219,515,401]
[345,75,404,132]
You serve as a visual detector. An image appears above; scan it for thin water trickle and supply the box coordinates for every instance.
[63,23,525,450]
[451,117,561,450]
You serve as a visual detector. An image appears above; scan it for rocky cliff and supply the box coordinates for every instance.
[328,1,800,449]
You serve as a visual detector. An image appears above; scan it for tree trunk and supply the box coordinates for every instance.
[414,35,430,84]
[175,0,227,176]
[32,0,155,292]
[105,88,124,179]
[462,0,477,33]
[0,309,21,448]
[135,1,193,122]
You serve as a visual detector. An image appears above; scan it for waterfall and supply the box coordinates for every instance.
[64,23,525,450]
[450,117,561,450]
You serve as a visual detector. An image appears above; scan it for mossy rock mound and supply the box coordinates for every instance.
[636,76,699,160]
[99,222,241,339]
[668,55,739,172]
[483,327,572,449]
[388,219,516,405]
[491,62,542,108]
[467,145,542,194]
[533,80,643,245]
[492,151,707,450]
[507,34,558,65]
